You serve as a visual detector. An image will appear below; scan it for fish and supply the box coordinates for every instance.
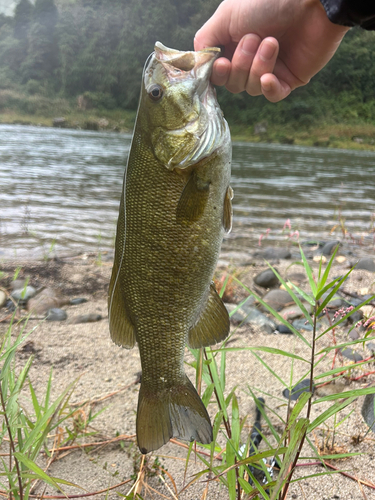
[108,42,233,454]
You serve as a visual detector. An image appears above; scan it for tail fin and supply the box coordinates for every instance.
[136,375,212,454]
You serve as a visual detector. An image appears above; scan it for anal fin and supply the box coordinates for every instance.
[188,283,230,348]
[108,263,136,348]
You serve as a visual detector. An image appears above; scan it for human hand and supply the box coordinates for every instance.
[194,0,349,102]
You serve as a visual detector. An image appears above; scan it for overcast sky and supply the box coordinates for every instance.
[0,1,19,17]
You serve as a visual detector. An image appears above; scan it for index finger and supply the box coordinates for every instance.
[194,3,232,51]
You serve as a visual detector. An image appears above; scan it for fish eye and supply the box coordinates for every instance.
[148,84,163,102]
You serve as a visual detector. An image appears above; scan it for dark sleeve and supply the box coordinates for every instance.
[320,0,375,30]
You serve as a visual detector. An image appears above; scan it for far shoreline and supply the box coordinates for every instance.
[1,111,375,153]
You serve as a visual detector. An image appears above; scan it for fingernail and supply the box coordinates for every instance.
[261,81,271,92]
[241,35,259,56]
[259,41,276,62]
[215,60,228,77]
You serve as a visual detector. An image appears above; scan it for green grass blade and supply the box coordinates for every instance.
[270,418,309,500]
[313,386,375,404]
[205,348,228,421]
[316,245,340,294]
[308,397,356,432]
[299,246,317,297]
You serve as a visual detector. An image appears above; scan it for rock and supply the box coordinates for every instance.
[46,308,67,321]
[321,240,340,256]
[283,379,314,401]
[292,319,314,332]
[27,288,69,315]
[336,256,346,264]
[347,309,363,324]
[254,269,280,288]
[276,324,293,334]
[279,302,310,321]
[326,298,346,310]
[258,247,291,260]
[316,382,347,397]
[53,117,67,128]
[367,342,375,353]
[225,303,276,333]
[339,348,363,362]
[355,257,375,273]
[11,286,37,302]
[0,290,6,309]
[286,272,306,285]
[348,329,360,340]
[254,121,267,134]
[313,255,327,264]
[70,298,88,305]
[67,314,102,325]
[11,279,27,291]
[261,289,293,311]
[361,394,375,433]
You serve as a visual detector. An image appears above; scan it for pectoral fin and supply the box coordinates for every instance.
[176,173,209,224]
[188,283,230,348]
[223,186,233,233]
[108,264,136,348]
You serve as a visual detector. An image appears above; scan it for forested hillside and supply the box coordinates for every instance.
[1,0,375,145]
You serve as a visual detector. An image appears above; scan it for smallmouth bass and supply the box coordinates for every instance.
[108,42,233,454]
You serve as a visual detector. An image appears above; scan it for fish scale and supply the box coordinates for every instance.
[108,42,233,453]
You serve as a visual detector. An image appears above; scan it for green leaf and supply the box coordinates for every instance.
[313,386,375,404]
[201,383,215,407]
[300,247,317,297]
[14,453,79,493]
[316,245,340,294]
[308,397,356,432]
[316,269,352,315]
[270,418,309,500]
[217,346,309,363]
[205,349,228,421]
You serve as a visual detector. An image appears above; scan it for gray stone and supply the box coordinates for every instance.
[253,268,280,288]
[28,288,69,314]
[11,285,37,302]
[292,319,314,331]
[70,298,88,305]
[0,290,6,308]
[321,240,340,256]
[261,289,293,311]
[361,394,375,433]
[355,257,375,273]
[259,247,291,260]
[11,279,27,291]
[279,302,310,321]
[225,303,276,334]
[276,324,293,334]
[283,379,314,401]
[348,309,363,324]
[348,329,360,340]
[46,308,67,321]
[339,348,363,362]
[287,272,306,284]
[67,314,102,325]
[367,342,375,352]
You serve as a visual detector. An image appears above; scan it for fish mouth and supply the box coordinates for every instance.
[154,42,220,96]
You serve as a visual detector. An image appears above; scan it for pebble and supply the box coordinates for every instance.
[11,279,27,291]
[321,240,341,256]
[0,290,6,308]
[261,289,293,312]
[11,286,37,302]
[335,256,346,264]
[253,268,280,288]
[276,324,293,334]
[225,303,276,334]
[279,302,310,321]
[361,394,375,432]
[67,314,102,325]
[355,257,375,273]
[313,255,327,264]
[347,310,363,324]
[27,288,69,314]
[339,348,363,362]
[316,382,347,397]
[46,308,67,321]
[259,247,291,260]
[283,379,314,401]
[70,298,88,305]
[286,272,306,285]
[348,329,360,340]
[292,319,314,332]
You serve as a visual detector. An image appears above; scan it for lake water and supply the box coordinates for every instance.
[0,124,374,259]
